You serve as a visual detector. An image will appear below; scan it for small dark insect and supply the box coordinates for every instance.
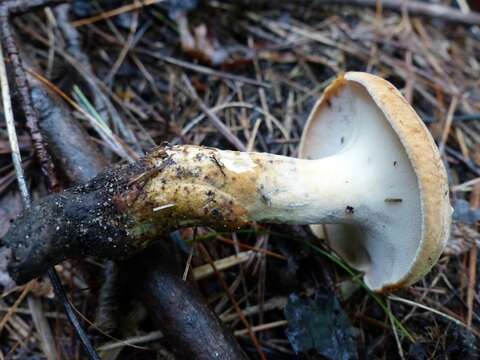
[384,198,402,203]
[393,161,398,166]
[345,205,354,214]
[340,136,345,144]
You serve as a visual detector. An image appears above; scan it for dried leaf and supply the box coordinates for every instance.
[284,291,358,360]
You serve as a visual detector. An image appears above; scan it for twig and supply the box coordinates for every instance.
[0,3,60,192]
[29,70,136,161]
[213,236,287,260]
[28,82,108,183]
[439,95,460,154]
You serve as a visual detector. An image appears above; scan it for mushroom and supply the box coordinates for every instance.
[299,72,452,291]
[1,72,451,292]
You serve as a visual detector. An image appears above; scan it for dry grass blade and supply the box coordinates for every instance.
[388,295,480,337]
[97,331,164,352]
[27,297,58,360]
[0,282,33,333]
[73,0,166,27]
[0,40,30,205]
[193,251,257,280]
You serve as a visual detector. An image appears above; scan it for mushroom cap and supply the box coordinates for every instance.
[299,72,452,292]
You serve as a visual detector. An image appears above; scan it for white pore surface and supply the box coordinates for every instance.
[301,82,422,290]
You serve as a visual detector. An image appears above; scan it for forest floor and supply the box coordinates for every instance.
[0,0,480,359]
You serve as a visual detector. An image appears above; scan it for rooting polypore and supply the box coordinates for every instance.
[2,72,452,292]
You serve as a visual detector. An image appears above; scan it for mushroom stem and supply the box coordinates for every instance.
[149,145,358,227]
[4,144,357,284]
[0,143,399,285]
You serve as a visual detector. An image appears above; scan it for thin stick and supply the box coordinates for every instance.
[0,6,60,192]
[439,95,459,154]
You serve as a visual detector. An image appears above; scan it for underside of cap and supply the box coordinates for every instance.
[299,72,451,292]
